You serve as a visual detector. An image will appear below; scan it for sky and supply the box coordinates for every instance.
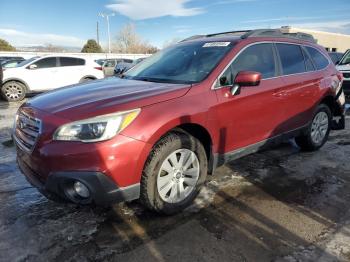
[0,0,349,49]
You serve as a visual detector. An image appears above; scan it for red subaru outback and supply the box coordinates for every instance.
[14,29,346,213]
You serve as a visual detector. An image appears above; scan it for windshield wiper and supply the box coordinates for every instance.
[133,76,195,84]
[137,77,154,82]
[132,76,168,83]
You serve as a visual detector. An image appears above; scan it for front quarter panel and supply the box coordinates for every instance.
[120,85,214,146]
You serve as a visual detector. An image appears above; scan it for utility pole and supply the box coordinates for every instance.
[96,21,100,45]
[98,12,115,53]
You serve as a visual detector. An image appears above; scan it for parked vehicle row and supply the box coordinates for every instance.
[0,56,24,64]
[0,63,2,90]
[0,55,147,102]
[336,49,350,100]
[1,55,104,102]
[113,57,146,76]
[14,29,345,214]
[328,52,343,65]
[1,57,25,68]
[102,58,133,77]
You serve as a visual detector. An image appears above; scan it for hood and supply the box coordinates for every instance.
[26,77,191,120]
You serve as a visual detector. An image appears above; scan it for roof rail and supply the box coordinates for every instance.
[206,30,251,37]
[242,29,317,43]
[181,28,317,43]
[180,30,250,42]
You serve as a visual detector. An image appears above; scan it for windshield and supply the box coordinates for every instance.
[16,57,39,67]
[338,50,350,65]
[124,41,234,84]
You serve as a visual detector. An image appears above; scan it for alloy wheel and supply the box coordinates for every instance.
[311,111,329,144]
[157,148,200,203]
[4,82,23,100]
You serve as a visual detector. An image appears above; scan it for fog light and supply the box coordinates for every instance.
[73,181,90,198]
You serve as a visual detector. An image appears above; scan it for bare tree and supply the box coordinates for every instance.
[42,43,65,52]
[112,23,158,54]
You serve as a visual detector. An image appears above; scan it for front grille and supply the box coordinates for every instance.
[14,111,42,153]
[343,72,350,79]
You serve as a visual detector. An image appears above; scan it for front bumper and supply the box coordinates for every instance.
[17,155,140,205]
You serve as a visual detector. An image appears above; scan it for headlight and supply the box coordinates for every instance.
[53,109,140,142]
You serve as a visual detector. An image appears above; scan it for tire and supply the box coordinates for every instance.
[295,104,331,151]
[1,81,26,102]
[140,131,208,214]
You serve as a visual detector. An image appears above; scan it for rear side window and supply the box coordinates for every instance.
[34,57,57,69]
[305,47,329,70]
[276,44,306,75]
[59,57,85,67]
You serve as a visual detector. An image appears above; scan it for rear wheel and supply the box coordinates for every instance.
[295,104,331,151]
[1,81,26,102]
[140,131,207,214]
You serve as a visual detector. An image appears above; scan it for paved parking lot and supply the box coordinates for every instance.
[0,100,350,262]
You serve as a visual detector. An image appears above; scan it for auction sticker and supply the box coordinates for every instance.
[203,42,230,47]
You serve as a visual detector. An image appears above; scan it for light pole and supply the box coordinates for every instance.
[99,12,115,53]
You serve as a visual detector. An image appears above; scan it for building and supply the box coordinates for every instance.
[281,26,350,53]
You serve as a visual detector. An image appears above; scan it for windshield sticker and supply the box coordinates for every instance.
[203,42,230,47]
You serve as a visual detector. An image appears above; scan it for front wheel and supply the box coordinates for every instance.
[1,81,26,102]
[140,131,207,214]
[295,104,331,151]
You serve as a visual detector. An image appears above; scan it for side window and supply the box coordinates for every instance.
[301,47,315,71]
[231,43,276,79]
[276,44,306,75]
[59,57,85,67]
[216,43,276,87]
[305,46,329,70]
[33,57,57,69]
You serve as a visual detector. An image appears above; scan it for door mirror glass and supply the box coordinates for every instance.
[234,71,261,87]
[28,64,37,70]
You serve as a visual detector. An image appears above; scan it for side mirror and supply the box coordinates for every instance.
[28,64,37,70]
[229,71,261,96]
[234,71,261,86]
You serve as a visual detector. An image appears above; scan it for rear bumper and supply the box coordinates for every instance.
[17,156,140,205]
